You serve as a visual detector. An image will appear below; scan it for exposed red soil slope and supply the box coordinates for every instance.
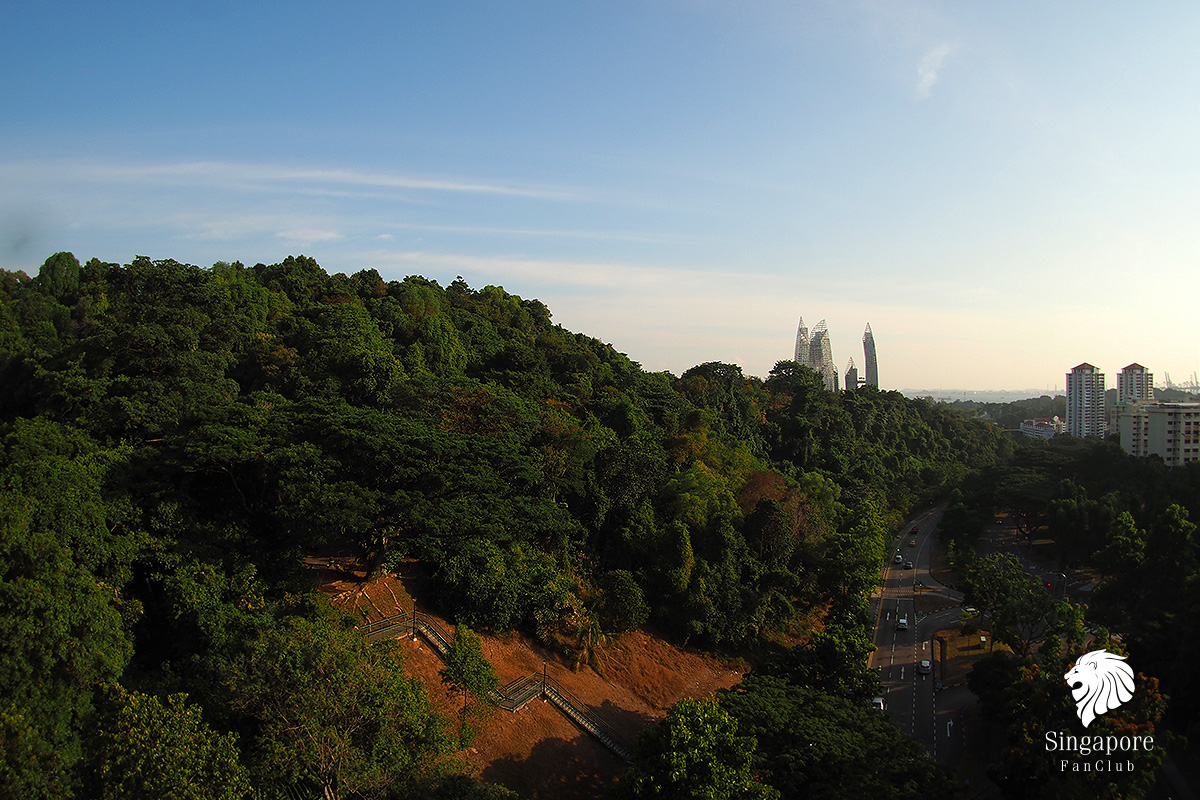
[316,560,744,799]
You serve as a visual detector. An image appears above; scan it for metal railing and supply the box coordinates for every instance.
[358,610,635,762]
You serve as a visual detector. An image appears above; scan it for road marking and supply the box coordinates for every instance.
[947,720,954,737]
[900,667,904,679]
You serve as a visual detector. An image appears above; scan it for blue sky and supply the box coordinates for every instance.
[3,1,1200,391]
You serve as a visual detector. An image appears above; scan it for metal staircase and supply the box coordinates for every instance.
[359,610,634,762]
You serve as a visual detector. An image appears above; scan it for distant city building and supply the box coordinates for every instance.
[1111,364,1153,438]
[1118,363,1154,403]
[1105,387,1121,436]
[1120,401,1200,466]
[809,320,837,391]
[1021,416,1066,440]
[862,323,878,388]
[1066,363,1106,438]
[794,318,809,364]
[793,316,874,392]
[1147,403,1200,466]
[845,358,859,391]
[1119,401,1153,457]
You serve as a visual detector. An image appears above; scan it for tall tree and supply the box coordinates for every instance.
[229,604,449,800]
[86,685,249,800]
[618,696,779,800]
[35,251,81,302]
[0,428,133,799]
[440,623,499,746]
[964,553,1055,657]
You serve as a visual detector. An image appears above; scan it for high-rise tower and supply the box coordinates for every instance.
[1066,363,1106,438]
[1117,363,1154,403]
[794,318,809,364]
[845,358,859,391]
[810,320,837,391]
[862,323,878,388]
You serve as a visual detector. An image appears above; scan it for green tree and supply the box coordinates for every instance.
[964,553,1054,657]
[596,569,650,633]
[1095,511,1146,580]
[303,303,405,405]
[229,605,448,800]
[36,251,81,302]
[619,696,779,800]
[720,675,949,799]
[765,617,880,700]
[440,624,499,746]
[0,463,132,799]
[87,685,249,800]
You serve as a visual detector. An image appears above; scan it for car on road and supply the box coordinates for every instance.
[903,560,913,569]
[919,659,931,674]
[894,553,903,564]
[896,615,908,630]
[909,526,918,535]
[871,696,886,711]
[909,538,917,547]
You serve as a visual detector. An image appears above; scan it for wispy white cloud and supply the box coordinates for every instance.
[916,42,956,98]
[176,213,342,244]
[0,159,575,201]
[384,221,695,245]
[274,228,343,245]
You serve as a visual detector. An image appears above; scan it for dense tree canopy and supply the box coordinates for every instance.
[0,252,1006,796]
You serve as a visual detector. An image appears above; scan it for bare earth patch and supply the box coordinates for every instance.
[317,560,744,799]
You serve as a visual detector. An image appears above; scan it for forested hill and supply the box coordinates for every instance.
[0,253,1000,797]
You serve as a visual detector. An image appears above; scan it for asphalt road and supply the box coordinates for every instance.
[869,505,969,765]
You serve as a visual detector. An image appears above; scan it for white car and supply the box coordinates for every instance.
[919,659,931,674]
[872,696,886,711]
[896,615,908,630]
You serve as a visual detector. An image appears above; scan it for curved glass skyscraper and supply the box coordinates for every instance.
[809,320,837,391]
[862,323,878,388]
[794,318,809,364]
[794,317,878,391]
